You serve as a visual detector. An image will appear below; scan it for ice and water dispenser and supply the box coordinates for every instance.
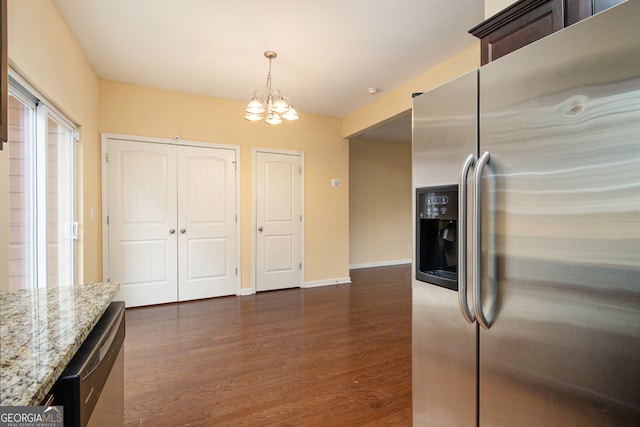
[416,185,458,290]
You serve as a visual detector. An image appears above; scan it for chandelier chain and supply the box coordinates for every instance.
[265,57,273,90]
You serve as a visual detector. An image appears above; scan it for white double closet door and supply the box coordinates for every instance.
[104,137,238,307]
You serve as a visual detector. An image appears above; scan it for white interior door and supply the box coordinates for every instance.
[255,151,303,292]
[105,137,239,307]
[177,145,237,301]
[107,140,178,307]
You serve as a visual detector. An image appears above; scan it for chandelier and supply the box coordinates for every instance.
[245,51,299,124]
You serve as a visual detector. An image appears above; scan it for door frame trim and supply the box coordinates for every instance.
[251,148,305,294]
[101,133,241,295]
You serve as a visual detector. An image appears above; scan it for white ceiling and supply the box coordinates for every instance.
[52,0,483,141]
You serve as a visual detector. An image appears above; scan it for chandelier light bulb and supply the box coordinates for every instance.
[272,97,289,114]
[244,112,263,121]
[245,51,298,124]
[281,106,299,121]
[246,94,265,114]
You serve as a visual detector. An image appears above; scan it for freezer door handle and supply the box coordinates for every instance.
[474,151,492,330]
[458,154,476,324]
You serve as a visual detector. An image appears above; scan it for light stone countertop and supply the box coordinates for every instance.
[0,282,120,406]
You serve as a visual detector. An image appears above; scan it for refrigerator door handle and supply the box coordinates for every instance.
[458,154,476,324]
[474,151,492,330]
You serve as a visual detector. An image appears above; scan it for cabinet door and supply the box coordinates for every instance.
[471,0,627,65]
[566,0,594,25]
[566,0,625,26]
[480,0,563,64]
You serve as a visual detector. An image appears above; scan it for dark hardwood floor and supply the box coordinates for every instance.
[123,264,412,426]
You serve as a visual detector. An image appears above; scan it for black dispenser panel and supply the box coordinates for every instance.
[416,185,458,290]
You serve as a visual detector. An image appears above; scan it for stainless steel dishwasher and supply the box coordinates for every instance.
[50,301,125,427]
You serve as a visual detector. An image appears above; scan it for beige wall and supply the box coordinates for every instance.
[349,139,412,267]
[345,42,481,269]
[342,43,480,139]
[2,0,100,290]
[98,81,349,289]
[342,0,519,139]
[485,0,517,18]
[0,0,493,291]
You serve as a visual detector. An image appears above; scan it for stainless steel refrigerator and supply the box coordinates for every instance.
[411,2,640,426]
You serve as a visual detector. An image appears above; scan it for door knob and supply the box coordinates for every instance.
[180,228,186,234]
[258,226,263,232]
[169,228,176,234]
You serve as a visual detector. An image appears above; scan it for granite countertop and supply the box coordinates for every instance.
[0,282,120,406]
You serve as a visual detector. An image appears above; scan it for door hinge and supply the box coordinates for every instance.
[73,131,80,142]
[105,153,109,162]
[106,215,109,225]
[300,214,302,222]
[299,167,302,174]
[236,267,238,276]
[299,262,303,270]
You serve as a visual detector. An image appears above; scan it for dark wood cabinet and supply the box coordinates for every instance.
[470,0,563,65]
[469,0,625,65]
[563,0,624,26]
[0,0,7,149]
[565,0,593,26]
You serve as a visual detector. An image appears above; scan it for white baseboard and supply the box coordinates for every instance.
[237,276,353,294]
[302,276,352,288]
[349,259,411,270]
